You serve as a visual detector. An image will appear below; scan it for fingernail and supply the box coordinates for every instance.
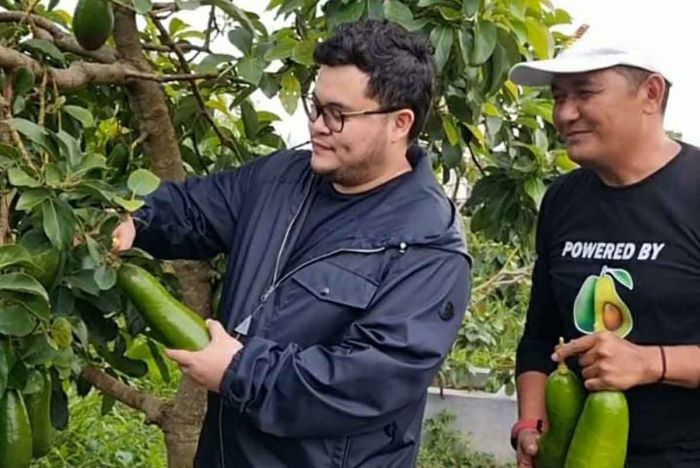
[551,353,558,361]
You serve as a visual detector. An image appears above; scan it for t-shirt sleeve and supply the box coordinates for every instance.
[516,181,564,376]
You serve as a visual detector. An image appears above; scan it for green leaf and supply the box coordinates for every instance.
[101,394,116,415]
[13,68,35,97]
[0,244,35,271]
[114,196,145,212]
[525,16,550,59]
[430,26,453,72]
[383,0,426,31]
[441,116,459,146]
[67,271,101,296]
[50,374,69,429]
[325,0,365,28]
[7,167,40,188]
[194,54,234,74]
[0,341,9,395]
[523,177,546,207]
[147,340,170,383]
[42,199,75,250]
[0,304,35,336]
[21,39,65,64]
[0,144,20,161]
[264,37,296,61]
[76,153,108,174]
[17,296,51,322]
[442,141,462,169]
[291,40,316,66]
[228,27,254,54]
[206,0,256,33]
[607,268,634,290]
[0,273,49,301]
[241,100,259,138]
[5,118,55,154]
[78,180,116,203]
[55,130,82,168]
[238,57,265,85]
[462,0,479,16]
[127,169,160,196]
[45,164,63,187]
[437,6,461,21]
[94,267,116,291]
[12,96,26,115]
[470,20,497,65]
[384,0,413,28]
[279,72,301,115]
[133,0,152,14]
[62,105,94,128]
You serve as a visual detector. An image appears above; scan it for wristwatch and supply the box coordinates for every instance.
[510,418,544,450]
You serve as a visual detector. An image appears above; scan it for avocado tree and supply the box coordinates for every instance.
[0,0,573,465]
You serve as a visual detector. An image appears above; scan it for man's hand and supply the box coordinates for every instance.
[516,428,540,468]
[165,320,244,393]
[112,215,136,252]
[552,331,661,391]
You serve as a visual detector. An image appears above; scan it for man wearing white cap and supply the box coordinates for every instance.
[509,37,700,468]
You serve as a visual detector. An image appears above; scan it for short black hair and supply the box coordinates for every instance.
[612,65,671,114]
[313,19,435,141]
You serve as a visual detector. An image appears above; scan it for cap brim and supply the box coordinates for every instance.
[509,55,626,86]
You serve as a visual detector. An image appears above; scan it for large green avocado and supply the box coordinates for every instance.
[73,0,114,51]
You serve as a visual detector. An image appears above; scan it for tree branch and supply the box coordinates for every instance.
[80,364,166,426]
[0,46,222,90]
[125,71,220,83]
[149,13,244,162]
[0,12,118,63]
[0,190,14,245]
[143,42,211,54]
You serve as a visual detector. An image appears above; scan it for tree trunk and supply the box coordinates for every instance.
[112,7,211,467]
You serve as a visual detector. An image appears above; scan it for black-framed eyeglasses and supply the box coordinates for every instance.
[302,95,404,133]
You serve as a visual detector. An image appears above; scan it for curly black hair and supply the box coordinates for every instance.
[314,19,435,141]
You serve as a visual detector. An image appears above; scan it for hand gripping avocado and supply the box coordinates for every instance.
[117,263,210,351]
[0,390,33,468]
[72,0,114,51]
[565,298,630,468]
[536,339,586,468]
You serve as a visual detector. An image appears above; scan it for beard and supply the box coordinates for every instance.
[313,136,387,188]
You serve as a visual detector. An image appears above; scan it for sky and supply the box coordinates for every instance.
[54,0,700,146]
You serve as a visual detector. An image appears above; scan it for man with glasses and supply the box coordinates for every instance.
[112,19,471,467]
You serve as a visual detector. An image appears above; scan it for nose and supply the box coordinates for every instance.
[553,96,581,132]
[309,112,331,136]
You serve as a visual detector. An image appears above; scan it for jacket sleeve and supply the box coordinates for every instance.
[219,248,471,438]
[515,185,563,377]
[132,163,256,260]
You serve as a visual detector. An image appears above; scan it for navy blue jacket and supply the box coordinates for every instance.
[133,146,472,467]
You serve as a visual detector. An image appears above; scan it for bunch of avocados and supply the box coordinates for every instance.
[537,269,633,468]
[72,0,114,51]
[0,373,53,468]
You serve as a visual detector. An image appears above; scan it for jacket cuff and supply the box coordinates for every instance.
[219,336,278,410]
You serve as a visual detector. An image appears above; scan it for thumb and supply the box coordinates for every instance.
[206,319,226,341]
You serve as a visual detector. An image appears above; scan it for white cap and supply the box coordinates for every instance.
[509,35,671,86]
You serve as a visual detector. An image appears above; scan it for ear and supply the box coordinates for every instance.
[390,109,415,143]
[641,74,667,115]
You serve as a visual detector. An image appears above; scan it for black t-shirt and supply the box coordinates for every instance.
[289,172,410,266]
[517,142,700,462]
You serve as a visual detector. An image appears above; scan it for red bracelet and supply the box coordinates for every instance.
[510,418,544,450]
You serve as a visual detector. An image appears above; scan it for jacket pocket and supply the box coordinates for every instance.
[292,261,378,309]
